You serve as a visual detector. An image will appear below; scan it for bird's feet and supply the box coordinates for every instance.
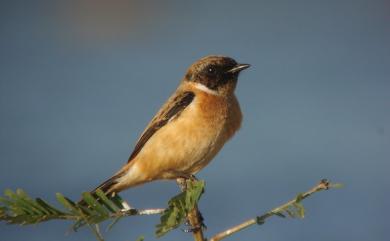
[177,174,198,182]
[176,174,201,191]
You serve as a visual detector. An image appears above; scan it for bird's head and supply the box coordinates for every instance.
[184,55,250,96]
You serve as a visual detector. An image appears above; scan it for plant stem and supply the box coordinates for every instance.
[187,204,205,241]
[177,178,205,241]
[110,208,165,218]
[210,179,332,241]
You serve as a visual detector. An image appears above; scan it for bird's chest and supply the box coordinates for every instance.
[194,93,242,141]
[174,93,241,169]
[185,95,229,144]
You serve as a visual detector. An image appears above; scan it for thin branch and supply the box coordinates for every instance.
[0,206,165,229]
[110,208,165,218]
[1,179,338,241]
[30,208,166,223]
[177,178,206,241]
[77,208,105,241]
[210,179,335,241]
[91,224,105,241]
[186,204,205,241]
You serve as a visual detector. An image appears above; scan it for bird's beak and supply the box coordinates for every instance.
[227,63,251,74]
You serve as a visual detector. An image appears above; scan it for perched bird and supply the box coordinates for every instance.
[92,55,250,196]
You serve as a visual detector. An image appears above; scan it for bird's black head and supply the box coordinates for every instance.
[184,55,250,95]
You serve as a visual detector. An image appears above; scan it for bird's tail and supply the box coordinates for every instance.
[78,172,124,206]
[92,173,122,196]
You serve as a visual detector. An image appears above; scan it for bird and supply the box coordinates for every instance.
[91,55,250,197]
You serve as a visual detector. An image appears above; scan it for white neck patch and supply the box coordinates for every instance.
[193,82,220,96]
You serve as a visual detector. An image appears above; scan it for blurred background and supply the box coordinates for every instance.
[0,0,389,240]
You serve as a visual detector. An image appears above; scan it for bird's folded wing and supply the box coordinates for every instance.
[127,90,195,163]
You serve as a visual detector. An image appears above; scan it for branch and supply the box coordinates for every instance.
[1,179,339,241]
[210,179,339,241]
[0,188,164,231]
[176,178,205,241]
[0,181,205,240]
[110,208,165,218]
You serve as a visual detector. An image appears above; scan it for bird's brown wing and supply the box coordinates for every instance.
[127,90,195,163]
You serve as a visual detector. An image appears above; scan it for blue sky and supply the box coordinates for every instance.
[1,1,389,241]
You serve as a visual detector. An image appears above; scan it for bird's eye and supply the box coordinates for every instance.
[207,66,216,74]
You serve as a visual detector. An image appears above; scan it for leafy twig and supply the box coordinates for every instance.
[0,179,340,241]
[0,187,165,240]
[155,179,205,239]
[176,178,205,241]
[209,179,339,241]
[0,181,205,240]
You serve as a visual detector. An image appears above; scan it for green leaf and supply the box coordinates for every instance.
[256,216,265,225]
[330,183,344,189]
[293,203,305,218]
[0,206,7,214]
[0,188,129,235]
[135,235,145,241]
[4,214,37,225]
[35,198,64,215]
[295,193,304,203]
[156,206,182,237]
[0,197,15,209]
[56,193,81,215]
[4,189,35,215]
[81,192,109,218]
[155,180,205,237]
[16,189,49,215]
[285,208,295,218]
[95,189,121,213]
[272,211,286,218]
[185,180,204,210]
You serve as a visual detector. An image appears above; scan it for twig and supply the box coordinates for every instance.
[110,208,165,218]
[210,179,333,241]
[86,223,105,241]
[77,209,105,241]
[94,224,105,241]
[177,178,205,241]
[32,208,166,223]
